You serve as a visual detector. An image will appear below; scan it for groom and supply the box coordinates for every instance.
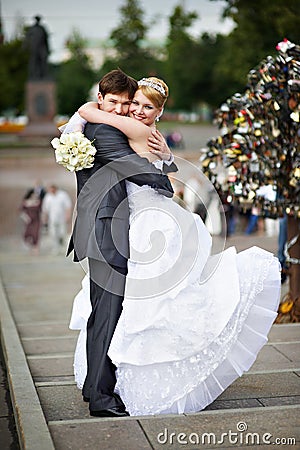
[68,69,177,417]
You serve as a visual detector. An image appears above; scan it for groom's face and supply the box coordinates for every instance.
[98,92,132,116]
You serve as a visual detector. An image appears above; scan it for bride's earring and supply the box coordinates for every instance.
[156,108,164,122]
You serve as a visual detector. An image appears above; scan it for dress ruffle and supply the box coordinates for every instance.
[69,275,90,389]
[112,248,280,415]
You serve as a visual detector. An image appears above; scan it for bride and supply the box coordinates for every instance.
[68,76,281,416]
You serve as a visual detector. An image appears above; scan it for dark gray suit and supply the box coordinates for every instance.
[68,123,177,412]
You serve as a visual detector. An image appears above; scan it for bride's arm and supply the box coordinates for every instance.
[78,102,156,160]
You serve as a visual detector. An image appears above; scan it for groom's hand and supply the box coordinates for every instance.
[148,129,173,162]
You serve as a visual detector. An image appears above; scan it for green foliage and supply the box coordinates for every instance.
[162,0,300,111]
[218,0,300,93]
[101,0,299,112]
[110,0,148,58]
[56,60,95,115]
[0,38,28,114]
[194,34,230,108]
[65,29,89,59]
[56,29,96,115]
[223,0,300,45]
[167,5,198,41]
[102,0,162,79]
[165,5,199,110]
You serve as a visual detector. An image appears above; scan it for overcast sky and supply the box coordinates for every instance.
[2,0,234,63]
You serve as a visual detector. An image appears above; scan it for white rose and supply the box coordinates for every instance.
[51,137,60,149]
[66,163,76,172]
[86,144,96,156]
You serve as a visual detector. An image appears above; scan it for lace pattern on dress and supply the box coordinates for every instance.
[115,250,274,415]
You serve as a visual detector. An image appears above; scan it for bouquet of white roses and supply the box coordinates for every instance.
[51,131,96,172]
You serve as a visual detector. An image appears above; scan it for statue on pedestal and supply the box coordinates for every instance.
[21,15,57,139]
[24,15,50,80]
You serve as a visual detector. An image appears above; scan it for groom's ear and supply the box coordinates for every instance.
[97,92,103,106]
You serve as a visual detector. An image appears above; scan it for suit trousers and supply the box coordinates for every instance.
[82,258,127,411]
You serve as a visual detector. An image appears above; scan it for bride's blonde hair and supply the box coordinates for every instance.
[137,77,169,109]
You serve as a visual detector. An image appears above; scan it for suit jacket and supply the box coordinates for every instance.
[68,123,177,268]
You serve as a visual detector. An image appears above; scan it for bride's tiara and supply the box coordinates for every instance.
[138,78,166,96]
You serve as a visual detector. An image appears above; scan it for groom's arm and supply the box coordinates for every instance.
[89,124,174,197]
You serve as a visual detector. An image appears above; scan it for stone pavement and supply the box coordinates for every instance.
[0,232,299,450]
[0,344,19,449]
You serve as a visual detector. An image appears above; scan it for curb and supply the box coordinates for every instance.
[0,274,54,450]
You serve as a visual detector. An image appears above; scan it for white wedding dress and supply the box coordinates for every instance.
[69,179,281,416]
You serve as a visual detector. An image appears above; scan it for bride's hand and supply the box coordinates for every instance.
[148,129,172,161]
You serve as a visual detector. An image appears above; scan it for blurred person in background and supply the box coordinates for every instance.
[19,189,42,255]
[278,213,288,284]
[42,184,72,254]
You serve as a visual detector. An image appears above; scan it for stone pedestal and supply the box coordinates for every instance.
[20,81,59,139]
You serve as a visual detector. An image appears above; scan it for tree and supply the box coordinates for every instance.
[201,39,300,319]
[0,37,28,114]
[56,29,95,115]
[98,0,300,113]
[214,0,300,92]
[102,0,160,79]
[193,33,228,109]
[165,5,199,110]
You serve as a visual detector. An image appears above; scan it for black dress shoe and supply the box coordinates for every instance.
[84,392,122,404]
[90,407,130,417]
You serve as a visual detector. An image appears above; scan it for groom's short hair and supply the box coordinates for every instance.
[99,68,138,100]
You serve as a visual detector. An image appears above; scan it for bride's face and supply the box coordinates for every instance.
[129,90,162,127]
